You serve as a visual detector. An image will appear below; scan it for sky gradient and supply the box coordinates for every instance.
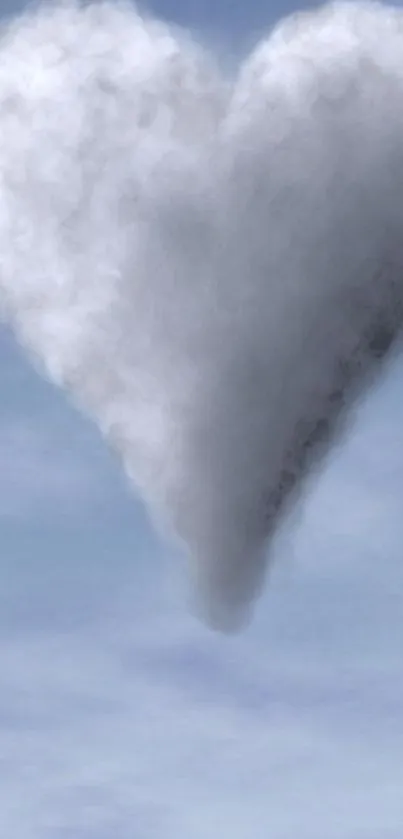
[0,1,402,837]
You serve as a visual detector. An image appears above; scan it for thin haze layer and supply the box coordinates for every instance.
[0,0,402,629]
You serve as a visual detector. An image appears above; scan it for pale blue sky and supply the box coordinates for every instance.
[0,1,402,837]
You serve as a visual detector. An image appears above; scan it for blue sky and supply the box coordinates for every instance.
[0,1,403,837]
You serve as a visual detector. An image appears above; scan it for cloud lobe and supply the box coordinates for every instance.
[0,0,402,628]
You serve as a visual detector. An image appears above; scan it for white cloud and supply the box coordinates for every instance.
[0,359,402,838]
[0,2,402,835]
[3,1,403,627]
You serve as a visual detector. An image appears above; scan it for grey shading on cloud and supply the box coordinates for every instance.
[0,326,403,837]
[0,583,402,839]
[0,0,403,629]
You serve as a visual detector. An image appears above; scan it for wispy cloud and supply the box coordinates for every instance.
[0,2,402,836]
[0,596,401,839]
[0,349,402,838]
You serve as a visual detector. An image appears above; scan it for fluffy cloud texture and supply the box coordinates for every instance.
[1,382,403,839]
[0,2,403,836]
[1,0,403,633]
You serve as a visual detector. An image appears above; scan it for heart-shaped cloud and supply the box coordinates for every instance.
[0,0,402,630]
